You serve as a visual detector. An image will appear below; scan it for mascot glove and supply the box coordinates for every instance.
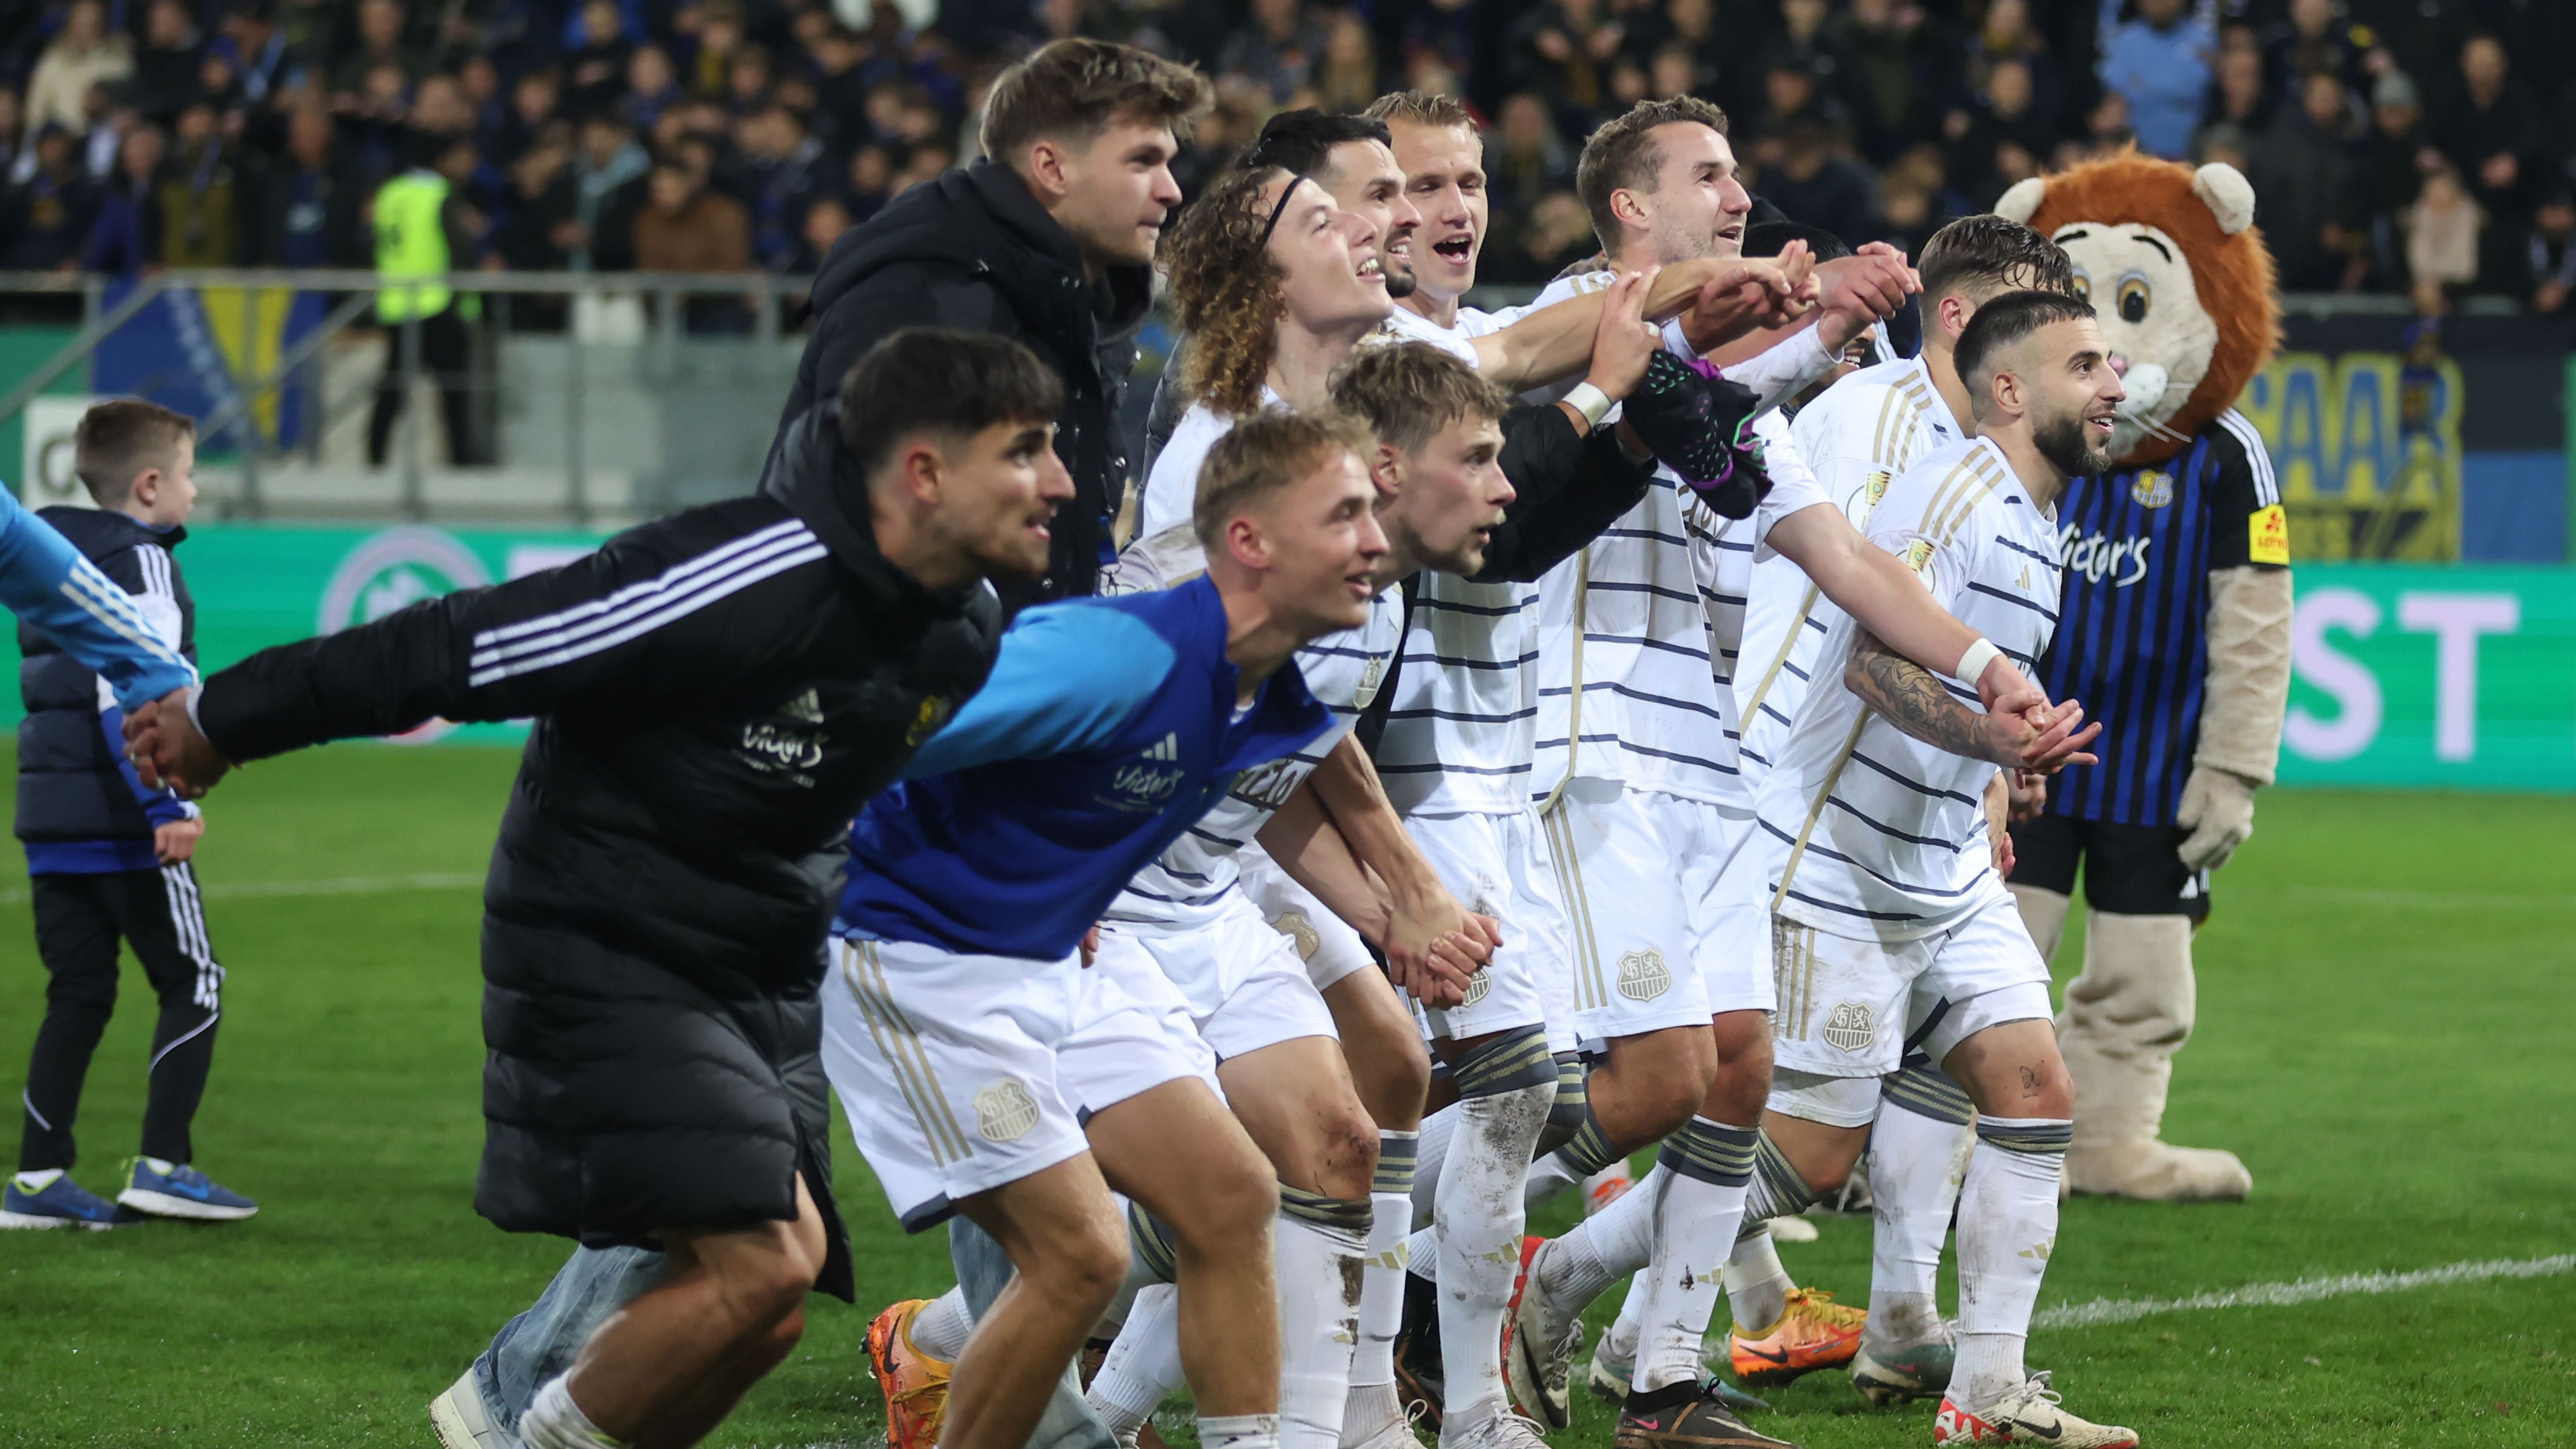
[1622,354,1772,518]
[2175,765,2257,872]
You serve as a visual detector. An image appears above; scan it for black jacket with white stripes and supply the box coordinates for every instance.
[16,508,198,866]
[192,407,1003,1280]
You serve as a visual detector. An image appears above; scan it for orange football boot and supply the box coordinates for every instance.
[1727,1287,1865,1389]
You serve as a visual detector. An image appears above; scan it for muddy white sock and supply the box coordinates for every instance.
[1629,1120,1756,1393]
[1952,1115,2070,1408]
[1721,1227,1792,1335]
[1087,1284,1183,1437]
[1412,1102,1459,1224]
[1354,1131,1416,1391]
[519,1375,628,1449]
[1278,1192,1371,1449]
[1521,1148,1583,1211]
[1867,1064,1976,1352]
[1535,1163,1665,1309]
[1199,1412,1282,1449]
[1433,1066,1552,1426]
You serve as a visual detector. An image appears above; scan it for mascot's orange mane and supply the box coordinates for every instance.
[2018,152,2282,468]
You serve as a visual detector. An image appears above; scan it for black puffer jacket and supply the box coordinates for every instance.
[779,160,1153,603]
[194,406,1003,1296]
[16,508,196,855]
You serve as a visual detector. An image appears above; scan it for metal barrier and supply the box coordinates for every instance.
[0,269,816,525]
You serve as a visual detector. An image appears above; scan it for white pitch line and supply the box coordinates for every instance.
[2036,1254,2576,1331]
[0,872,483,907]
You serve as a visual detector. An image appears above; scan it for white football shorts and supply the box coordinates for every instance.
[1401,808,1567,1050]
[1768,891,2053,1079]
[1630,788,1776,1016]
[1236,841,1378,994]
[1536,780,1714,1047]
[1095,894,1339,1062]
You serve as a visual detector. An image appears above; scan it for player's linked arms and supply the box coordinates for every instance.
[1846,627,2103,774]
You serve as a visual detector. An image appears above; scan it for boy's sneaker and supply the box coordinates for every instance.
[116,1158,258,1221]
[1,1171,128,1230]
[1933,1373,2139,1446]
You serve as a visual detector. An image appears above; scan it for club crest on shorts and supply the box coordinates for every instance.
[1460,968,1492,1008]
[1821,1000,1876,1053]
[1615,949,1671,1001]
[1272,909,1321,962]
[973,1079,1041,1143]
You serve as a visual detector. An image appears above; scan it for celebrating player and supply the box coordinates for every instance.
[1752,290,2130,1447]
[124,330,1076,1449]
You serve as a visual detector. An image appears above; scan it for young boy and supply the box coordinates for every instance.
[3,399,255,1230]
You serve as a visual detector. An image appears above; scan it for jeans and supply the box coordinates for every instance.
[467,1221,1115,1449]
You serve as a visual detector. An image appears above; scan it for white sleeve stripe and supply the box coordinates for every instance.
[470,519,812,651]
[465,541,826,687]
[57,570,187,666]
[2216,411,2279,507]
[468,528,820,672]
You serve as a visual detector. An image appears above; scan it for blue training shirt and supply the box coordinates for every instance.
[838,574,1336,960]
[0,485,197,710]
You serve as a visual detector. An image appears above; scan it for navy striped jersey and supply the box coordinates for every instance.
[2038,410,2285,827]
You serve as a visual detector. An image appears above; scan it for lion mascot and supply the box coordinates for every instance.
[1991,155,2294,1201]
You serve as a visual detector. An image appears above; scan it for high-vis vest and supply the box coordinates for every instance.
[374,171,453,323]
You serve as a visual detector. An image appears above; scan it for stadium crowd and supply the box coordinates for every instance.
[3,0,2576,310]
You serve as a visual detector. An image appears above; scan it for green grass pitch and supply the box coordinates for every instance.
[0,743,2571,1446]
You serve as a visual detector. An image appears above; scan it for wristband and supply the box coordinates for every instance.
[1564,382,1614,429]
[1954,637,2002,686]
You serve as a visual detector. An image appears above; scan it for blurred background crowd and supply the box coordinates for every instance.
[2,0,2573,316]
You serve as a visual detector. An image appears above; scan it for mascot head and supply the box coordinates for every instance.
[1995,152,2280,468]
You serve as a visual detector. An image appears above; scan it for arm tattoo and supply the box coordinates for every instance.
[1846,626,1991,761]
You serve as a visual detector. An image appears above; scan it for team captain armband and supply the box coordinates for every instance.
[2249,504,2290,565]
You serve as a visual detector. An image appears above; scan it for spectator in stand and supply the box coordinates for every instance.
[2204,43,2274,146]
[1314,10,1381,116]
[492,67,563,167]
[1509,0,1626,131]
[684,3,745,100]
[213,2,295,109]
[1949,55,2057,208]
[81,123,165,275]
[1959,0,2059,132]
[0,89,25,184]
[634,158,752,329]
[2252,70,2364,291]
[159,100,247,266]
[732,105,828,267]
[2404,161,2481,309]
[5,127,99,276]
[2432,32,2539,288]
[2527,189,2576,316]
[1487,90,1576,258]
[624,45,682,133]
[255,103,364,267]
[1216,0,1326,105]
[723,44,772,117]
[128,0,205,123]
[1765,116,1883,244]
[2099,0,2215,160]
[843,142,894,222]
[570,111,648,269]
[888,137,955,194]
[2355,69,2430,289]
[1483,187,1598,285]
[2266,0,2376,101]
[485,134,581,330]
[27,1,132,135]
[333,0,426,97]
[564,0,633,120]
[1836,0,1941,165]
[780,193,853,274]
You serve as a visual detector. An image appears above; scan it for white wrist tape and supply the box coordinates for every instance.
[1563,382,1614,429]
[1953,637,2003,686]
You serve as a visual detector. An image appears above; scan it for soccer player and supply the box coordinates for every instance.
[822,410,1397,1449]
[1499,99,2049,1449]
[6,401,250,1231]
[125,330,1078,1449]
[1732,214,2077,1404]
[1752,291,2133,1447]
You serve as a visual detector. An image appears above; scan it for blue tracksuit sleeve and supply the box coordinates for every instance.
[0,487,196,709]
[98,703,195,826]
[900,603,1176,778]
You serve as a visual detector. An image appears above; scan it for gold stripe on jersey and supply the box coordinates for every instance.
[1545,807,1607,1011]
[1536,551,1594,815]
[1921,448,2010,558]
[1771,708,1875,914]
[1740,581,1822,727]
[1868,385,1905,476]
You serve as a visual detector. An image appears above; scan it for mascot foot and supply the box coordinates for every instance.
[2066,1141,2251,1201]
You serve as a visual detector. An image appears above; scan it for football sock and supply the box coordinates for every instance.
[1411,1102,1458,1224]
[11,1168,64,1193]
[1952,1115,2071,1408]
[1086,1283,1183,1439]
[1521,1148,1583,1211]
[907,1287,972,1361]
[1599,1272,1645,1368]
[1533,1164,1665,1309]
[1533,1052,1587,1157]
[1278,1190,1372,1449]
[1867,1062,1976,1352]
[1354,1131,1418,1390]
[1721,1230,1792,1337]
[1198,1411,1282,1449]
[519,1375,629,1449]
[1435,1030,1556,1425]
[1338,1381,1405,1448]
[1629,1119,1757,1393]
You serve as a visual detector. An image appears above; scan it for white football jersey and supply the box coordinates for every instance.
[1103,524,1405,931]
[1755,437,2064,942]
[1376,300,1520,362]
[1140,388,1287,543]
[1519,269,1838,807]
[1733,354,1965,809]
